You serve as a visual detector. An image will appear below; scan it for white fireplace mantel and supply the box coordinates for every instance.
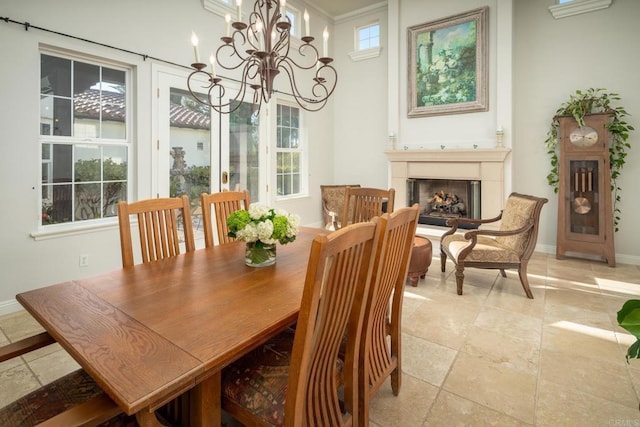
[386,148,511,221]
[385,148,511,163]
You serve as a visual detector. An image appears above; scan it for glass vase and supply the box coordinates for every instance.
[245,241,276,267]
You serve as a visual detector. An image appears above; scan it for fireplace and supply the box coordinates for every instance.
[408,178,481,228]
[385,148,511,231]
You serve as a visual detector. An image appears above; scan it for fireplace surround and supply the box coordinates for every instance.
[386,148,511,229]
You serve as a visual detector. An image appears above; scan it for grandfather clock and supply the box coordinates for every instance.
[556,113,615,266]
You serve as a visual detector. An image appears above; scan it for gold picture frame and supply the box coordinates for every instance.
[408,7,489,118]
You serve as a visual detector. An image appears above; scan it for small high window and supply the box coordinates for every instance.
[357,23,380,50]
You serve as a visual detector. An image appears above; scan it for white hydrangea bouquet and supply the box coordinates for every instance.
[227,204,300,266]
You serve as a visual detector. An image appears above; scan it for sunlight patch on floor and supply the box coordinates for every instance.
[596,277,640,297]
[545,279,601,293]
[403,291,427,301]
[549,320,618,343]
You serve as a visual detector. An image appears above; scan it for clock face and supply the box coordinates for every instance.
[569,126,599,147]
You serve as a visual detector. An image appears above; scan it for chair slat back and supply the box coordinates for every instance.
[117,195,195,268]
[342,187,395,226]
[359,205,419,421]
[285,221,380,427]
[201,191,251,247]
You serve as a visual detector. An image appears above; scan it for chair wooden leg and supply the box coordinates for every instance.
[440,250,447,272]
[391,320,401,396]
[499,269,507,277]
[391,366,400,396]
[455,266,465,295]
[518,264,534,299]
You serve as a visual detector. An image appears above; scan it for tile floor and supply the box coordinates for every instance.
[1,250,640,426]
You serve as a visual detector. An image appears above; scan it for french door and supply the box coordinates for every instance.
[155,68,265,206]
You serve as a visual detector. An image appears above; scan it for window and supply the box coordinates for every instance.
[549,0,612,18]
[202,0,235,19]
[40,52,129,226]
[276,104,302,197]
[349,22,381,61]
[357,23,380,50]
[285,10,298,37]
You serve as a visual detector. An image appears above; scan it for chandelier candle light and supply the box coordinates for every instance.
[188,0,337,113]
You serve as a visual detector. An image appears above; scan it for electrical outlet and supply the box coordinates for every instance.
[79,254,89,267]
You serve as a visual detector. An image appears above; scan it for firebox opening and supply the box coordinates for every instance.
[407,178,481,229]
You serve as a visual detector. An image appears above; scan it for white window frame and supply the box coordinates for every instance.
[549,0,612,19]
[349,21,381,62]
[202,0,302,50]
[202,0,236,18]
[272,99,306,200]
[356,22,380,51]
[34,48,132,237]
[283,4,302,40]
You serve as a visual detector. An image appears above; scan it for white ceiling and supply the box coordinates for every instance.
[309,0,383,17]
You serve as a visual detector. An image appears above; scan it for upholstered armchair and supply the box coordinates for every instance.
[440,193,548,299]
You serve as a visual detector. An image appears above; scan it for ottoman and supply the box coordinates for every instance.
[407,236,433,287]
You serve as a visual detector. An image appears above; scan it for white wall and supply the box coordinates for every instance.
[513,0,640,262]
[332,0,639,263]
[332,6,390,187]
[0,0,334,311]
[396,0,504,149]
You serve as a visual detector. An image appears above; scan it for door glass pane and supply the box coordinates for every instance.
[169,88,211,215]
[229,101,260,203]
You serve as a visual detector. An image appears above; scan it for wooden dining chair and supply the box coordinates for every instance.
[341,187,395,227]
[117,195,196,268]
[358,204,419,426]
[200,190,250,247]
[221,220,381,427]
[0,332,134,426]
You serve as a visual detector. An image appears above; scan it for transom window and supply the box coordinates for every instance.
[276,104,302,197]
[357,23,380,50]
[40,52,129,226]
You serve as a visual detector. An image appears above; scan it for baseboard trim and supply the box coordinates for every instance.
[0,299,23,316]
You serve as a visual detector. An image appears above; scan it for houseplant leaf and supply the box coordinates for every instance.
[617,299,640,362]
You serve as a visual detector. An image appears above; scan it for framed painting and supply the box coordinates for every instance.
[408,7,488,118]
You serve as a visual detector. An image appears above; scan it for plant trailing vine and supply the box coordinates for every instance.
[544,88,634,231]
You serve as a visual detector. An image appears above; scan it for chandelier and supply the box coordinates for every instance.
[187,0,337,114]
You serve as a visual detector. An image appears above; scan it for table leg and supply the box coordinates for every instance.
[136,410,164,427]
[190,372,221,427]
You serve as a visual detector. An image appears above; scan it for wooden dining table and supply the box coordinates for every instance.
[16,226,325,426]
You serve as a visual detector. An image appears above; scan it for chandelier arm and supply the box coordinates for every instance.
[188,65,260,114]
[216,35,253,72]
[279,58,337,102]
[277,62,334,112]
[271,24,290,59]
[273,43,318,71]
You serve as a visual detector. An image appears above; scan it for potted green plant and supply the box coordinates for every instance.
[618,300,640,362]
[544,88,634,231]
